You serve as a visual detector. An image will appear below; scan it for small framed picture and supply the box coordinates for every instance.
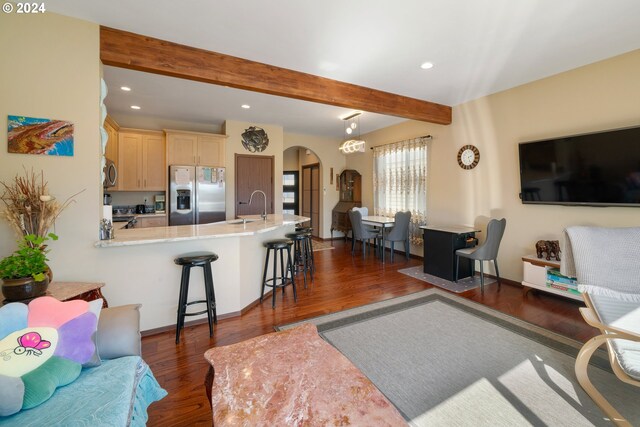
[330,168,334,184]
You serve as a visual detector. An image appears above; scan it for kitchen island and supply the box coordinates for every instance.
[94,214,308,331]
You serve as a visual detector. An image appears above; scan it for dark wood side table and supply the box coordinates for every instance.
[2,281,108,308]
[420,225,480,281]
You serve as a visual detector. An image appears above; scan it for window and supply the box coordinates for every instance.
[282,171,299,214]
[373,137,428,243]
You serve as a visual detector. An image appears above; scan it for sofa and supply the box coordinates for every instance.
[0,302,166,426]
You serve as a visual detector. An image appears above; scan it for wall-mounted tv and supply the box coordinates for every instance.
[518,126,640,207]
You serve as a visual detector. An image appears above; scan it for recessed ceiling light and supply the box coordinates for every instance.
[130,105,141,110]
[241,104,251,109]
[120,86,131,91]
[420,62,434,70]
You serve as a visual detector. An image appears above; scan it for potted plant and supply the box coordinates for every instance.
[0,169,81,302]
[0,233,57,301]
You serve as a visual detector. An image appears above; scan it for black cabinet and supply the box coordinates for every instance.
[423,227,478,281]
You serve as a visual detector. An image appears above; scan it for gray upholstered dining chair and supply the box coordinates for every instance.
[348,209,381,258]
[352,206,376,233]
[454,218,506,293]
[352,206,369,216]
[562,226,640,426]
[384,211,412,262]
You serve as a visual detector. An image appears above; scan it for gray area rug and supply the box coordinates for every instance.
[398,265,496,293]
[278,289,639,426]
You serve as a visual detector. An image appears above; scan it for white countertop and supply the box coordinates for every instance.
[419,224,481,234]
[96,214,309,248]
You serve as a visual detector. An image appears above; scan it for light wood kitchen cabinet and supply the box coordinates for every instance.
[118,129,166,191]
[165,130,226,166]
[135,215,167,228]
[104,115,120,189]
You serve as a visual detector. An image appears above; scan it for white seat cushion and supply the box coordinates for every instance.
[590,291,640,381]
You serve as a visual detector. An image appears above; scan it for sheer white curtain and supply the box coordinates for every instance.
[373,137,427,244]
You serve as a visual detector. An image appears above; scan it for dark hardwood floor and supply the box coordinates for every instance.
[143,239,595,426]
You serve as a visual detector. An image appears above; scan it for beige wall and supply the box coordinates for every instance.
[349,49,640,282]
[0,13,102,275]
[283,148,299,171]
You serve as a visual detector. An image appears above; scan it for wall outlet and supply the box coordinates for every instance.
[143,197,148,204]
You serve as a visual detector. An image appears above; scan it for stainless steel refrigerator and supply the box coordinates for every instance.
[169,165,226,226]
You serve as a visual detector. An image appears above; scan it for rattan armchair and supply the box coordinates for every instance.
[563,226,640,426]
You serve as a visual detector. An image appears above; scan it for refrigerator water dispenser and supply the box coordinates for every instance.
[176,190,191,211]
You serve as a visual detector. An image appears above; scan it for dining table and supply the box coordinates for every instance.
[361,215,396,263]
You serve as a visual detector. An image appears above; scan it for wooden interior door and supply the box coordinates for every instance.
[302,163,320,237]
[235,154,274,218]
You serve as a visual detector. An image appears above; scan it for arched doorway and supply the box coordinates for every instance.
[283,146,322,237]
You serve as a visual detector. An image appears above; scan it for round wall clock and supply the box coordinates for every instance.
[457,145,480,170]
[241,126,269,153]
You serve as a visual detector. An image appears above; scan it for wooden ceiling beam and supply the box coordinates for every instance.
[100,26,452,125]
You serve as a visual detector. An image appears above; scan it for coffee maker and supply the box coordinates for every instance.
[154,195,166,213]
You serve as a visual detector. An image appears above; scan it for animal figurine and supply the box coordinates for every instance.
[535,240,561,261]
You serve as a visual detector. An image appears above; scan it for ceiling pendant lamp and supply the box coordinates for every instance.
[339,112,365,154]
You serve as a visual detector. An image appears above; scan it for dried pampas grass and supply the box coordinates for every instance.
[0,168,82,247]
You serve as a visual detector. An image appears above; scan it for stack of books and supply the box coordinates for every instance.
[546,268,580,296]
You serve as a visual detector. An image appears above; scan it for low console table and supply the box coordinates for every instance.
[2,281,108,307]
[522,255,582,301]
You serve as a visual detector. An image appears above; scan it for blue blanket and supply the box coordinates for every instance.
[1,356,166,426]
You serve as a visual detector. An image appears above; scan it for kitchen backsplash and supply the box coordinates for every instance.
[107,191,163,207]
[112,205,156,215]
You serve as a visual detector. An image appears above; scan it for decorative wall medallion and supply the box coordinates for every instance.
[457,144,480,169]
[241,126,269,152]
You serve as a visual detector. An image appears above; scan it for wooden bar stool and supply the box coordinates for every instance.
[261,239,296,308]
[174,252,218,344]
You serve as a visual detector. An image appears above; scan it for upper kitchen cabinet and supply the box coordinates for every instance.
[104,115,120,189]
[118,129,166,191]
[104,115,119,162]
[165,130,227,167]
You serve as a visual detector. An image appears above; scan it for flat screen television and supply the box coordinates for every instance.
[518,126,640,207]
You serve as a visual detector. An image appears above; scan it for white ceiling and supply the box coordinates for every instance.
[49,0,640,137]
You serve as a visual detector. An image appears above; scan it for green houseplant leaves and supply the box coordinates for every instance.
[0,233,57,281]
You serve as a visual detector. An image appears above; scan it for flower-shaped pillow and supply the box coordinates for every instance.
[0,296,101,417]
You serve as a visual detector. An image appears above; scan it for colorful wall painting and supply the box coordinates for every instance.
[7,115,74,156]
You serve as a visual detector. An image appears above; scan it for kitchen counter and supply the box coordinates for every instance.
[97,214,307,247]
[91,213,309,331]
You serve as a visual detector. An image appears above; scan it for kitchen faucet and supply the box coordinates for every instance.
[244,190,267,220]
